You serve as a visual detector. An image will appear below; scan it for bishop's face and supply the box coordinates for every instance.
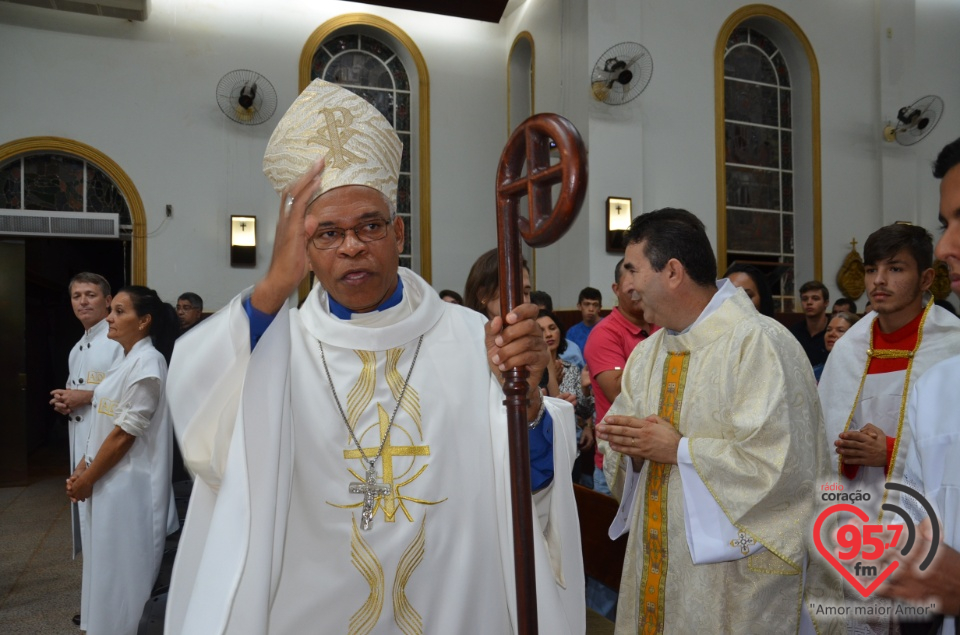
[306,185,404,313]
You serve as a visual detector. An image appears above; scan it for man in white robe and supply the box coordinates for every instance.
[49,272,122,561]
[596,208,841,634]
[820,223,960,518]
[878,135,960,634]
[164,79,583,635]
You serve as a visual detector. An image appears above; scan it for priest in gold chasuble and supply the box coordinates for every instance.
[596,209,842,635]
[163,80,584,635]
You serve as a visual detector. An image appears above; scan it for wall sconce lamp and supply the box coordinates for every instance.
[606,197,632,253]
[230,215,257,267]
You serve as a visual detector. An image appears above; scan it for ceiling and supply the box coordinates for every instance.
[1,0,520,24]
[344,0,512,23]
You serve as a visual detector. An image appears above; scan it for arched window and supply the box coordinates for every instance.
[0,137,147,284]
[0,153,132,225]
[716,7,821,314]
[311,30,418,273]
[723,27,794,310]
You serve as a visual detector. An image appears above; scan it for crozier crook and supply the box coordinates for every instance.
[495,113,587,634]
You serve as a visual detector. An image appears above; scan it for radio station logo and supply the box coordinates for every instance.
[813,482,940,598]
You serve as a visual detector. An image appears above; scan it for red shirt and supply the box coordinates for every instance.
[583,307,657,469]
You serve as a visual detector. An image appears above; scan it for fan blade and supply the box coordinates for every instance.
[591,81,611,102]
[624,50,648,68]
[235,104,257,123]
[592,69,618,83]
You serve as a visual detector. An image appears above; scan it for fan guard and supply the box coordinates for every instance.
[882,95,944,146]
[216,70,278,126]
[591,42,653,106]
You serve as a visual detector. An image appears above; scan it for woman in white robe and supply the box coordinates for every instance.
[66,285,180,635]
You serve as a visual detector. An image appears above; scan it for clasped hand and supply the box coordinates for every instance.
[49,388,88,415]
[877,517,960,615]
[596,414,681,466]
[65,461,92,503]
[835,423,888,467]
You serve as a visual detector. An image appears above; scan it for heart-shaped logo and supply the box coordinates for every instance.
[813,503,899,598]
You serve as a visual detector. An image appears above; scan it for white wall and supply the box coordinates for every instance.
[0,0,507,309]
[2,0,958,311]
[572,0,960,307]
[503,0,592,307]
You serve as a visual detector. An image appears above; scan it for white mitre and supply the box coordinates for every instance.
[262,79,402,207]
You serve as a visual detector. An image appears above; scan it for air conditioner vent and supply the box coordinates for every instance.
[0,214,48,234]
[0,211,119,238]
[0,0,149,21]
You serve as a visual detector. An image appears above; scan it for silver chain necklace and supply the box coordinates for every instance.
[318,335,424,530]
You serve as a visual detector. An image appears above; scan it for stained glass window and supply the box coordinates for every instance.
[312,33,417,272]
[724,28,794,311]
[0,153,132,231]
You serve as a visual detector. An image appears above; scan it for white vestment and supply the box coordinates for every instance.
[605,285,841,635]
[164,269,584,635]
[65,318,122,557]
[81,337,179,634]
[819,304,960,515]
[903,355,960,635]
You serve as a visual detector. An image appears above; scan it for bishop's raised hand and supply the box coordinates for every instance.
[251,159,326,315]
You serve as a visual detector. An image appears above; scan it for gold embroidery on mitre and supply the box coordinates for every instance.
[262,79,402,206]
[638,351,689,635]
[309,107,364,168]
[350,516,385,635]
[836,237,866,300]
[386,347,422,438]
[393,514,426,635]
[346,350,377,434]
[97,398,118,417]
[86,370,106,385]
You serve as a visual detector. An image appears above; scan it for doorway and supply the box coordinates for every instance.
[0,236,127,485]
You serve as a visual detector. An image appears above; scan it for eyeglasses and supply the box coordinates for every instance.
[311,219,390,250]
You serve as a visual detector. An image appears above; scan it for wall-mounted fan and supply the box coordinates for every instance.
[216,70,278,125]
[883,95,944,146]
[590,42,653,106]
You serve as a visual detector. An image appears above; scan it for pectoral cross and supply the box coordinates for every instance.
[349,466,391,531]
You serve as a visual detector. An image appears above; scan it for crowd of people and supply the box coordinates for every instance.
[46,78,960,634]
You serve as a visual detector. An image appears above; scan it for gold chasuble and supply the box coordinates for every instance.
[607,288,842,635]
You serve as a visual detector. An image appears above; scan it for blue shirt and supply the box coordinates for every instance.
[559,339,584,367]
[566,321,595,356]
[242,287,554,490]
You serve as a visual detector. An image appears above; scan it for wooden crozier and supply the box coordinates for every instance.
[496,113,587,633]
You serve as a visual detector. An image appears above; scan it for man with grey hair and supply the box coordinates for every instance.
[176,292,203,333]
[165,79,583,634]
[49,272,122,627]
